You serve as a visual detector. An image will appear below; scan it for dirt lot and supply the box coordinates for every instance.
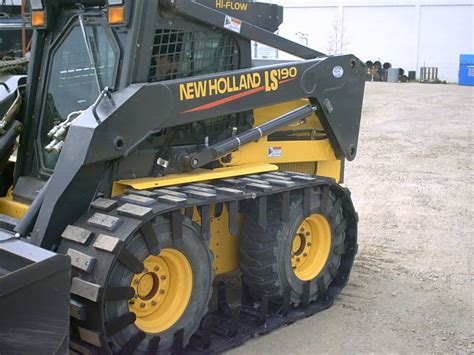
[229,82,474,354]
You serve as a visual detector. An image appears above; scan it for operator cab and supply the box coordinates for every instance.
[17,0,256,183]
[41,16,119,169]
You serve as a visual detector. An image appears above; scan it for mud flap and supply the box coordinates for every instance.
[0,232,70,354]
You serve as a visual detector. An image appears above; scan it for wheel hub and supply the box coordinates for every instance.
[129,249,193,334]
[136,272,159,301]
[291,214,331,281]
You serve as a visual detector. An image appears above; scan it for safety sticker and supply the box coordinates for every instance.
[268,146,282,158]
[224,15,242,33]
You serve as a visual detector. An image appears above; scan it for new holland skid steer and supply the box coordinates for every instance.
[0,0,365,353]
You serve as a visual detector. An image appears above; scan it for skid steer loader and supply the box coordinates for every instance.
[0,0,365,353]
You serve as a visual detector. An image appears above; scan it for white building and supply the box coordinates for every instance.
[260,0,474,82]
[7,0,473,81]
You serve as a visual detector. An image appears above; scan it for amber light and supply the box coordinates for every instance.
[31,10,46,27]
[108,6,125,25]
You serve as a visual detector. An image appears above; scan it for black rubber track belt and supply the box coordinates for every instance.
[60,171,358,355]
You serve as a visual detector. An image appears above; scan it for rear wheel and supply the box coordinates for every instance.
[239,186,345,305]
[60,214,213,354]
[291,213,332,281]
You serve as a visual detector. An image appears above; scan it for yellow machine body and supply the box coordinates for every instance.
[0,101,341,276]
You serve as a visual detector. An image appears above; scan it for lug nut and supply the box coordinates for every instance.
[303,253,308,257]
[140,303,146,308]
[151,300,157,306]
[133,279,139,285]
[154,266,160,272]
[160,275,167,280]
[296,258,301,262]
[160,290,165,295]
[307,242,312,247]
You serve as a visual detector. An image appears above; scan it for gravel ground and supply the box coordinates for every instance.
[228,82,474,354]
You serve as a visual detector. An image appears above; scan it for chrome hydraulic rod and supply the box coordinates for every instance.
[180,104,316,170]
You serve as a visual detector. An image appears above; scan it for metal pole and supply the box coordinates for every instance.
[20,0,27,57]
[14,178,51,238]
[79,15,102,93]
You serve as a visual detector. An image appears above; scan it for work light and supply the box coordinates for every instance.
[107,0,127,26]
[29,0,46,28]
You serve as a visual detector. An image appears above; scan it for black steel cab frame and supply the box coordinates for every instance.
[9,0,365,251]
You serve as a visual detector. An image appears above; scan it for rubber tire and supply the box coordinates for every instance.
[239,187,344,305]
[105,216,213,353]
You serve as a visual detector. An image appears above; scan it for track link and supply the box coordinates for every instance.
[59,171,358,354]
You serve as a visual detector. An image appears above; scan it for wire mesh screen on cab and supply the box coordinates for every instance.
[148,29,237,82]
[146,28,244,152]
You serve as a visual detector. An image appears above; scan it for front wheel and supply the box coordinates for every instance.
[60,214,213,354]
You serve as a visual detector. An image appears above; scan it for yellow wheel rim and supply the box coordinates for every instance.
[129,249,193,334]
[291,214,332,281]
